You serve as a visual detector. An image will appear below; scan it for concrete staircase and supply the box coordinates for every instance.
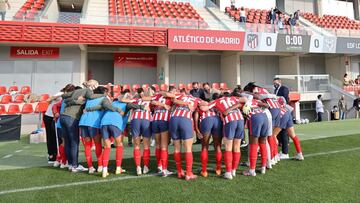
[81,0,109,25]
[196,7,228,30]
[5,0,27,20]
[206,6,245,31]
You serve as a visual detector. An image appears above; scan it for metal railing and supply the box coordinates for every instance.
[275,74,330,93]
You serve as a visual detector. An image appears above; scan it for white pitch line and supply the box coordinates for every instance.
[2,154,13,159]
[14,150,22,153]
[1,146,360,196]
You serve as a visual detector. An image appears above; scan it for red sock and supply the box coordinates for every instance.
[84,140,93,168]
[143,148,150,167]
[59,145,66,164]
[174,152,182,173]
[200,149,208,173]
[291,136,302,153]
[232,152,241,171]
[249,144,259,170]
[267,136,275,159]
[133,148,141,167]
[259,143,267,167]
[95,142,103,167]
[102,147,111,167]
[215,151,222,171]
[155,148,161,167]
[224,151,233,172]
[116,146,123,167]
[161,149,168,170]
[185,152,193,176]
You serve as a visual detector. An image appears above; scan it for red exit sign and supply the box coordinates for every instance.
[10,47,60,58]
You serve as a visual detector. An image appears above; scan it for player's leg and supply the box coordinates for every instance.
[231,120,244,177]
[286,120,304,161]
[115,132,126,174]
[213,117,223,176]
[223,121,236,180]
[170,117,184,178]
[81,127,94,173]
[93,130,103,172]
[181,118,197,181]
[199,117,212,177]
[131,119,142,175]
[141,120,152,174]
[152,121,162,173]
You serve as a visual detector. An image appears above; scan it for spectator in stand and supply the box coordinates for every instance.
[268,8,277,24]
[293,10,300,21]
[289,14,297,34]
[239,7,246,23]
[338,95,347,120]
[203,82,221,102]
[190,82,206,101]
[273,7,281,20]
[0,0,10,21]
[230,0,235,10]
[343,74,353,86]
[355,78,359,85]
[277,18,285,33]
[316,94,324,122]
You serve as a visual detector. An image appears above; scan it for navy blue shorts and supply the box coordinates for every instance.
[249,113,269,138]
[131,119,151,138]
[80,126,98,138]
[224,120,244,140]
[200,116,223,137]
[280,111,294,129]
[152,120,169,134]
[269,108,281,128]
[101,125,122,140]
[169,117,193,140]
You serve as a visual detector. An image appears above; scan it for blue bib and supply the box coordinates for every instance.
[79,97,105,128]
[56,101,66,129]
[101,101,129,131]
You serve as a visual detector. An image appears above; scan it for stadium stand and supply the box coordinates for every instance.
[109,0,208,28]
[301,13,360,30]
[21,103,34,114]
[13,0,48,20]
[225,7,272,24]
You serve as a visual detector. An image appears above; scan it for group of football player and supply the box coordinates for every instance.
[50,79,304,181]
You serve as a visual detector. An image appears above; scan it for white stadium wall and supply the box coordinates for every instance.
[300,55,326,74]
[169,54,221,84]
[40,0,59,23]
[321,0,354,19]
[114,66,157,86]
[0,46,82,95]
[285,0,316,14]
[220,0,276,13]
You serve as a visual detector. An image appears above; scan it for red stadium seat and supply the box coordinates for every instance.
[0,86,6,95]
[0,105,5,114]
[8,86,18,93]
[113,84,122,93]
[132,84,141,92]
[123,84,131,91]
[0,95,12,104]
[220,83,228,90]
[212,83,220,90]
[7,104,20,115]
[39,94,50,102]
[21,103,34,114]
[20,86,31,94]
[152,84,160,92]
[160,84,168,91]
[34,102,49,113]
[13,94,25,103]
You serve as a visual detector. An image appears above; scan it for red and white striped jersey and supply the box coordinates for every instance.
[253,87,280,109]
[198,108,218,122]
[171,94,200,119]
[280,108,288,117]
[152,94,172,121]
[248,100,265,118]
[209,96,244,124]
[131,98,153,120]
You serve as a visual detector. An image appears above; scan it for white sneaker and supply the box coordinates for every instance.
[261,167,266,175]
[157,166,163,174]
[91,145,95,151]
[88,167,96,174]
[223,172,233,180]
[162,169,173,177]
[279,153,290,160]
[136,166,142,176]
[266,161,273,169]
[143,166,150,174]
[72,164,88,173]
[295,153,304,161]
[60,163,69,169]
[243,169,256,177]
[97,166,103,173]
[231,169,236,177]
[53,161,61,168]
[68,165,73,171]
[102,167,109,178]
[271,158,276,166]
[150,139,155,147]
[115,167,126,174]
[276,154,281,162]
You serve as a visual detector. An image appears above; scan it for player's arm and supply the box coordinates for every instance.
[258,93,277,100]
[172,98,189,106]
[223,102,243,116]
[65,97,86,106]
[84,88,105,99]
[151,101,171,110]
[160,92,176,98]
[125,103,145,115]
[102,98,124,115]
[193,110,203,139]
[258,100,270,108]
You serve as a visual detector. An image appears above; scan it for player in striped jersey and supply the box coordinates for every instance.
[121,88,154,176]
[277,97,304,161]
[194,93,223,177]
[244,83,282,167]
[200,92,249,180]
[170,88,204,181]
[242,99,271,176]
[150,85,177,177]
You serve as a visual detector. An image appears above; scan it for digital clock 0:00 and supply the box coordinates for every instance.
[285,35,303,46]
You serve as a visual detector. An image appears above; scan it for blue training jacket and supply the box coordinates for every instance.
[56,101,66,129]
[101,101,129,131]
[79,97,105,128]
